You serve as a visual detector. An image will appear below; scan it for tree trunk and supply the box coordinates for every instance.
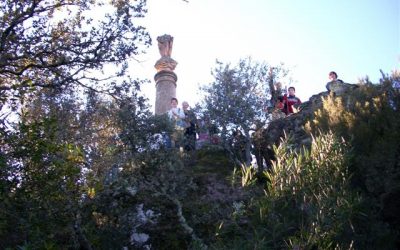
[244,130,252,166]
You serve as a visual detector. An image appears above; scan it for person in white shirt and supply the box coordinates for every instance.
[167,97,185,149]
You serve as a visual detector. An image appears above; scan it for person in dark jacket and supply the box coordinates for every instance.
[182,101,197,151]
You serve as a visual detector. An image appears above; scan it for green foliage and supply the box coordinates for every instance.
[0,117,84,248]
[306,73,400,245]
[2,74,398,248]
[231,164,258,188]
[195,145,233,174]
[0,92,194,249]
[118,150,195,249]
[211,130,398,249]
[263,132,359,249]
[1,3,398,247]
[0,52,160,249]
[185,147,260,248]
[0,0,150,106]
[200,58,269,133]
[200,58,289,165]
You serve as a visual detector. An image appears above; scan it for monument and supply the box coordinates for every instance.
[154,34,178,115]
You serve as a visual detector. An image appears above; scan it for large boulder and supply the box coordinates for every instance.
[326,80,359,95]
[255,90,331,166]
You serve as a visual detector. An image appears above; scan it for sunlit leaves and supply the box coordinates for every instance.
[264,131,359,249]
[0,0,150,110]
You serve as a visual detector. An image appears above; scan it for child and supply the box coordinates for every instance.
[283,87,301,115]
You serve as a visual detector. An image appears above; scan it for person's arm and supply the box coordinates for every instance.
[167,109,173,119]
[283,94,289,114]
[177,108,185,119]
[187,111,196,124]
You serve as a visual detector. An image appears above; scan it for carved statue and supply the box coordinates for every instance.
[155,34,177,72]
[157,34,173,57]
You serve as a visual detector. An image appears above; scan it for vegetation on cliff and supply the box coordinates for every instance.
[1,0,399,248]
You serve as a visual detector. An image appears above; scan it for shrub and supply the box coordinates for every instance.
[261,132,360,249]
[306,74,400,247]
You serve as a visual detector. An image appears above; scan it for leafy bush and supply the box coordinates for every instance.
[306,73,400,247]
[0,118,84,248]
[263,132,360,249]
[212,130,397,249]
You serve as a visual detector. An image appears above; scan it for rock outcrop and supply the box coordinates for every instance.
[255,81,358,167]
[326,80,359,96]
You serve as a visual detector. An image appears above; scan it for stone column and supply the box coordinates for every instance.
[154,70,177,114]
[154,34,178,115]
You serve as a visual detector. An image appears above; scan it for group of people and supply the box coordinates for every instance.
[166,71,344,150]
[276,86,302,115]
[270,86,302,119]
[167,97,219,151]
[271,71,344,118]
[167,97,197,151]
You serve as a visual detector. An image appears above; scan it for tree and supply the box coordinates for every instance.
[0,1,156,248]
[200,58,288,165]
[0,71,177,248]
[0,0,151,115]
[0,113,86,248]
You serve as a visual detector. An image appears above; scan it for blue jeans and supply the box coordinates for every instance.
[162,133,172,148]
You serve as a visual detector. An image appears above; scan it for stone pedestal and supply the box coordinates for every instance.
[154,70,177,115]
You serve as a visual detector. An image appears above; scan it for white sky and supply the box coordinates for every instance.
[132,0,400,113]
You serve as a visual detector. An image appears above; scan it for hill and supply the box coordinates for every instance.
[1,77,399,249]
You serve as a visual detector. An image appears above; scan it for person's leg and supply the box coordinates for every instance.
[175,130,184,149]
[183,132,190,151]
[190,133,196,150]
[164,133,172,148]
[170,131,177,148]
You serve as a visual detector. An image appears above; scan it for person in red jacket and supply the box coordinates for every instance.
[283,86,301,115]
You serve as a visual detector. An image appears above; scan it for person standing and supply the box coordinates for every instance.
[283,87,301,115]
[182,101,197,151]
[168,98,185,149]
[271,96,286,119]
[328,71,344,83]
[326,71,345,93]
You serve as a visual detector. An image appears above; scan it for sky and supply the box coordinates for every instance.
[133,0,400,112]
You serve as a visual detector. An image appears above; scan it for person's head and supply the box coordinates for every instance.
[170,97,178,108]
[182,101,189,110]
[329,71,338,81]
[288,87,296,96]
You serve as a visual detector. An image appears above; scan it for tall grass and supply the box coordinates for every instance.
[259,131,361,249]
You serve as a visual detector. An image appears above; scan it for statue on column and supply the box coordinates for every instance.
[155,34,177,72]
[157,34,173,57]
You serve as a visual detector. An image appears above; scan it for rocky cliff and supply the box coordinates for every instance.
[254,81,359,166]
